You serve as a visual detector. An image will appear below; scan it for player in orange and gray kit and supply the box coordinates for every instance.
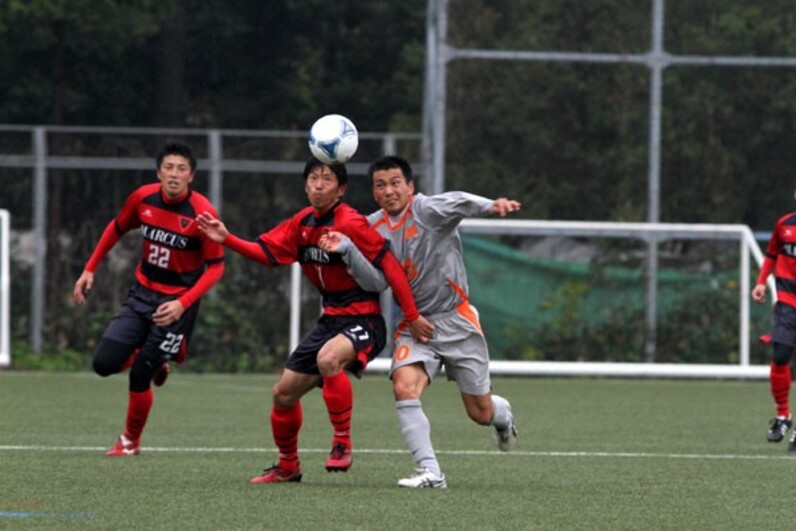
[320,155,520,488]
[73,141,224,456]
[752,207,796,451]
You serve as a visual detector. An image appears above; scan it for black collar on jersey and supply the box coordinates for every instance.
[302,201,341,227]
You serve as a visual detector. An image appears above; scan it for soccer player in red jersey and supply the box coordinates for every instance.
[752,208,796,450]
[73,142,225,456]
[197,158,432,484]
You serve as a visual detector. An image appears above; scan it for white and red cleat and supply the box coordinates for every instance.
[324,443,353,472]
[249,465,302,484]
[106,434,139,456]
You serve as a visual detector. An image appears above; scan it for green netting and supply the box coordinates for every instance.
[462,235,772,363]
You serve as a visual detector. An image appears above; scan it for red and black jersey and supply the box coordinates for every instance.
[760,212,796,307]
[225,201,419,319]
[84,183,224,308]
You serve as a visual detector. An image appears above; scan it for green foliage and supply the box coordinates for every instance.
[2,1,794,365]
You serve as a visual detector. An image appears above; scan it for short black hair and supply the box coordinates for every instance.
[303,157,348,186]
[367,155,413,184]
[157,141,197,171]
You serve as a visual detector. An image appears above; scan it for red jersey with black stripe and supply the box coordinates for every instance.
[763,212,796,307]
[258,202,388,316]
[84,183,224,308]
[225,201,418,319]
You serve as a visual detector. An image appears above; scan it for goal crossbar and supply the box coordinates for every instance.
[361,220,769,379]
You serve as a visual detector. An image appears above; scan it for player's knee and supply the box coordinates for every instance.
[392,379,422,400]
[92,357,116,377]
[272,383,298,408]
[316,353,343,376]
[93,338,135,377]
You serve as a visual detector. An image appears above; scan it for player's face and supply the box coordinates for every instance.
[157,155,195,200]
[305,165,345,213]
[372,168,414,216]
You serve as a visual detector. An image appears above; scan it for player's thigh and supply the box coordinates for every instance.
[94,300,151,373]
[440,337,492,396]
[318,315,386,376]
[317,334,357,369]
[139,301,200,366]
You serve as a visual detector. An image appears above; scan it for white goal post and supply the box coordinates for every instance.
[0,209,9,367]
[287,220,771,379]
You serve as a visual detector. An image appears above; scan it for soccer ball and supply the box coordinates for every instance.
[308,114,359,164]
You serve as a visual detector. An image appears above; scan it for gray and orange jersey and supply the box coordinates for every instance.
[366,192,494,316]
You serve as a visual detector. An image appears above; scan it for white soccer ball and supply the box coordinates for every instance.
[308,114,359,164]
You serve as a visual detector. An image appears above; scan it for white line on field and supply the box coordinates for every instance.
[0,445,795,461]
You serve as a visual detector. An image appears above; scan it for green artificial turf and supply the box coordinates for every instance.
[1,371,795,530]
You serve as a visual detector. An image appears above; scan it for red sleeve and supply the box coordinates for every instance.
[757,256,775,285]
[224,233,273,265]
[178,261,224,308]
[345,213,391,262]
[84,188,144,272]
[380,251,420,322]
[84,220,123,272]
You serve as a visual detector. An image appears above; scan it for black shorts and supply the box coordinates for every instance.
[286,314,386,378]
[102,282,200,365]
[771,302,796,347]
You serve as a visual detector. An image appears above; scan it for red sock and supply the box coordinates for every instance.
[322,372,353,448]
[271,403,302,471]
[124,388,153,442]
[770,362,792,418]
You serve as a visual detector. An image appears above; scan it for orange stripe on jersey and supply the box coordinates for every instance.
[448,280,483,335]
[376,196,415,232]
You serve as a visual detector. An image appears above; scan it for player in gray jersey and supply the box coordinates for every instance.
[319,155,520,488]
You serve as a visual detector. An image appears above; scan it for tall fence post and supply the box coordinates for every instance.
[31,127,47,353]
[208,130,223,215]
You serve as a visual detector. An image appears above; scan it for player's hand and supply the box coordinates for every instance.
[751,284,767,304]
[318,230,345,253]
[196,212,229,243]
[492,198,521,217]
[408,315,435,344]
[153,300,185,327]
[73,270,94,305]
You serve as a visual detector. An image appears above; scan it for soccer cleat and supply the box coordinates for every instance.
[249,465,302,484]
[495,421,518,451]
[152,363,170,387]
[324,443,353,472]
[106,434,139,456]
[789,431,796,452]
[397,467,447,489]
[767,415,792,443]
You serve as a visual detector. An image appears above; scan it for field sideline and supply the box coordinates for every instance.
[2,371,796,529]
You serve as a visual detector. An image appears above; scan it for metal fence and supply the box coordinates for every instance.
[0,125,421,352]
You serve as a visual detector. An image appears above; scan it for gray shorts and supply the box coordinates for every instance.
[389,304,491,396]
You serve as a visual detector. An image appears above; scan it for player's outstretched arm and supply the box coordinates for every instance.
[491,198,522,217]
[319,230,389,292]
[196,212,229,243]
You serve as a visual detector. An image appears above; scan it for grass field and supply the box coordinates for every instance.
[2,371,796,530]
